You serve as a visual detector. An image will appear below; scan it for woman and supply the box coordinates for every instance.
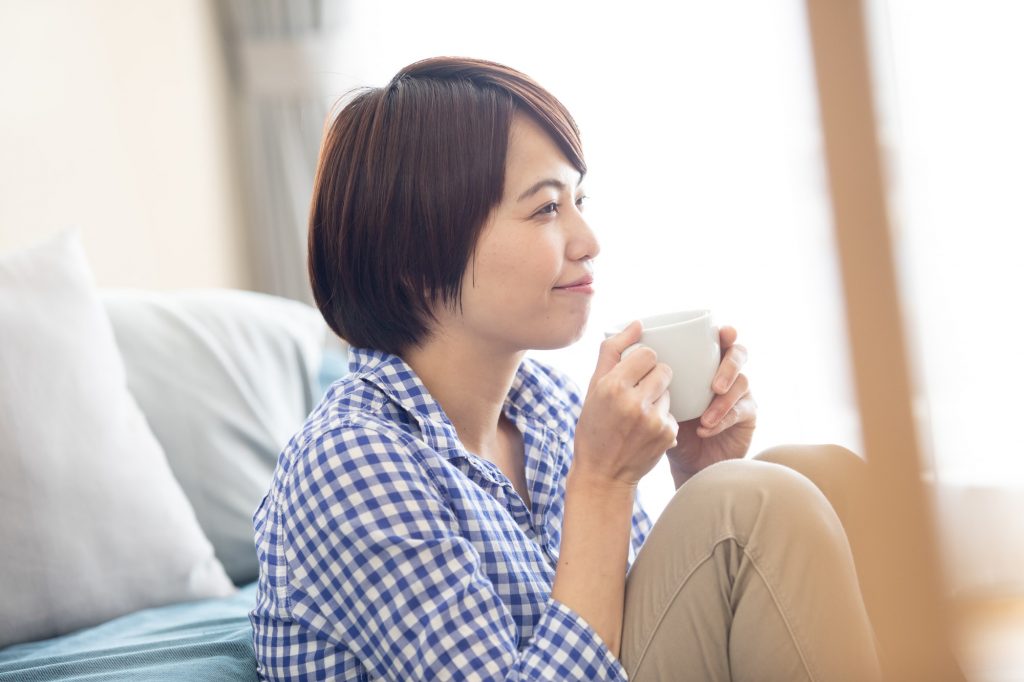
[250,56,882,681]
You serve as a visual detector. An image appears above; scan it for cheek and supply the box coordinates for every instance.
[473,235,558,296]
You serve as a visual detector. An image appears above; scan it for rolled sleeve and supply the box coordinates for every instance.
[522,597,628,680]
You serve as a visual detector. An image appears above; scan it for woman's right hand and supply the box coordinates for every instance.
[573,320,678,487]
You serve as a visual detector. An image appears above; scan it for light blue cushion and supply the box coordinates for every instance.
[102,289,328,585]
[0,583,259,681]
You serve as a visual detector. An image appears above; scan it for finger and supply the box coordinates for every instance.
[654,389,671,417]
[697,394,757,438]
[616,345,660,387]
[712,343,748,394]
[620,343,643,360]
[654,391,679,447]
[594,320,642,380]
[701,373,750,429]
[637,362,673,403]
[718,325,738,356]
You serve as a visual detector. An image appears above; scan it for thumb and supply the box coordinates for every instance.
[593,320,643,382]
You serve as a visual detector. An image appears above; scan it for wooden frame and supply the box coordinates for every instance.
[803,0,964,678]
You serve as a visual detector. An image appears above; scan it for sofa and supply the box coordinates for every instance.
[0,231,347,680]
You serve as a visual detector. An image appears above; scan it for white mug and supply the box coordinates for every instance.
[605,310,720,422]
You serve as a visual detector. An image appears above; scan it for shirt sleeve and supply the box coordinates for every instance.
[278,422,628,682]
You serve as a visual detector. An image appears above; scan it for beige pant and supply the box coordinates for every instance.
[620,446,882,682]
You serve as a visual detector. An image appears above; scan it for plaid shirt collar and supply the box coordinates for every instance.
[347,347,573,457]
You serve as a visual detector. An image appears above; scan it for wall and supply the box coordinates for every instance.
[0,0,250,289]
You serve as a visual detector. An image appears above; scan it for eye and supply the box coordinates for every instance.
[575,194,588,210]
[537,202,559,216]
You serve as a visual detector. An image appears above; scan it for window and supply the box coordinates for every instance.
[324,3,1023,549]
[323,0,857,516]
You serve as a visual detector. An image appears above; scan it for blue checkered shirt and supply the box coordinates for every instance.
[250,347,653,680]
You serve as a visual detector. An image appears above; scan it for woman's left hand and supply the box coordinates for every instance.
[665,325,757,486]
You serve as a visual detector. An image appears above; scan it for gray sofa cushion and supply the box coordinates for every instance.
[103,288,327,585]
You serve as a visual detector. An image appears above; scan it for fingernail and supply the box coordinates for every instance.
[715,377,729,392]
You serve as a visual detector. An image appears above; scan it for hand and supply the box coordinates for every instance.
[574,321,679,487]
[666,325,757,486]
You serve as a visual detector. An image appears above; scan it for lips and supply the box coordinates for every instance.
[555,275,594,289]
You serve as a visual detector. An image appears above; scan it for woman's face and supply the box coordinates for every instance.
[445,113,599,353]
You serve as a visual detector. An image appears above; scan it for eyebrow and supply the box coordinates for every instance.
[515,173,585,203]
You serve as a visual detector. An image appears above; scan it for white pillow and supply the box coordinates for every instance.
[102,288,327,585]
[0,231,234,648]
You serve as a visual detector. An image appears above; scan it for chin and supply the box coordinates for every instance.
[530,318,589,351]
[496,304,591,351]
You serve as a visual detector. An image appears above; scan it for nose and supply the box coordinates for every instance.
[566,207,600,262]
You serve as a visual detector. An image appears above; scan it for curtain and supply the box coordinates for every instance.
[213,0,346,303]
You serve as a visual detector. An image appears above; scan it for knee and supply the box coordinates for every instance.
[754,443,867,480]
[752,444,868,515]
[668,459,843,545]
[687,457,821,499]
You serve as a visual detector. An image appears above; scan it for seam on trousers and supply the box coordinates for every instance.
[742,544,816,681]
[627,536,815,682]
[627,533,734,679]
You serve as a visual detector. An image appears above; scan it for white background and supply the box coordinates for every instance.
[316,2,1024,542]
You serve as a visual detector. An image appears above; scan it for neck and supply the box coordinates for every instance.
[402,327,524,458]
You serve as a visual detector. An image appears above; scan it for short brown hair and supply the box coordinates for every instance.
[307,56,586,355]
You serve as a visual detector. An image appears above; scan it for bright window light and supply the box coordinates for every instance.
[322,0,1023,518]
